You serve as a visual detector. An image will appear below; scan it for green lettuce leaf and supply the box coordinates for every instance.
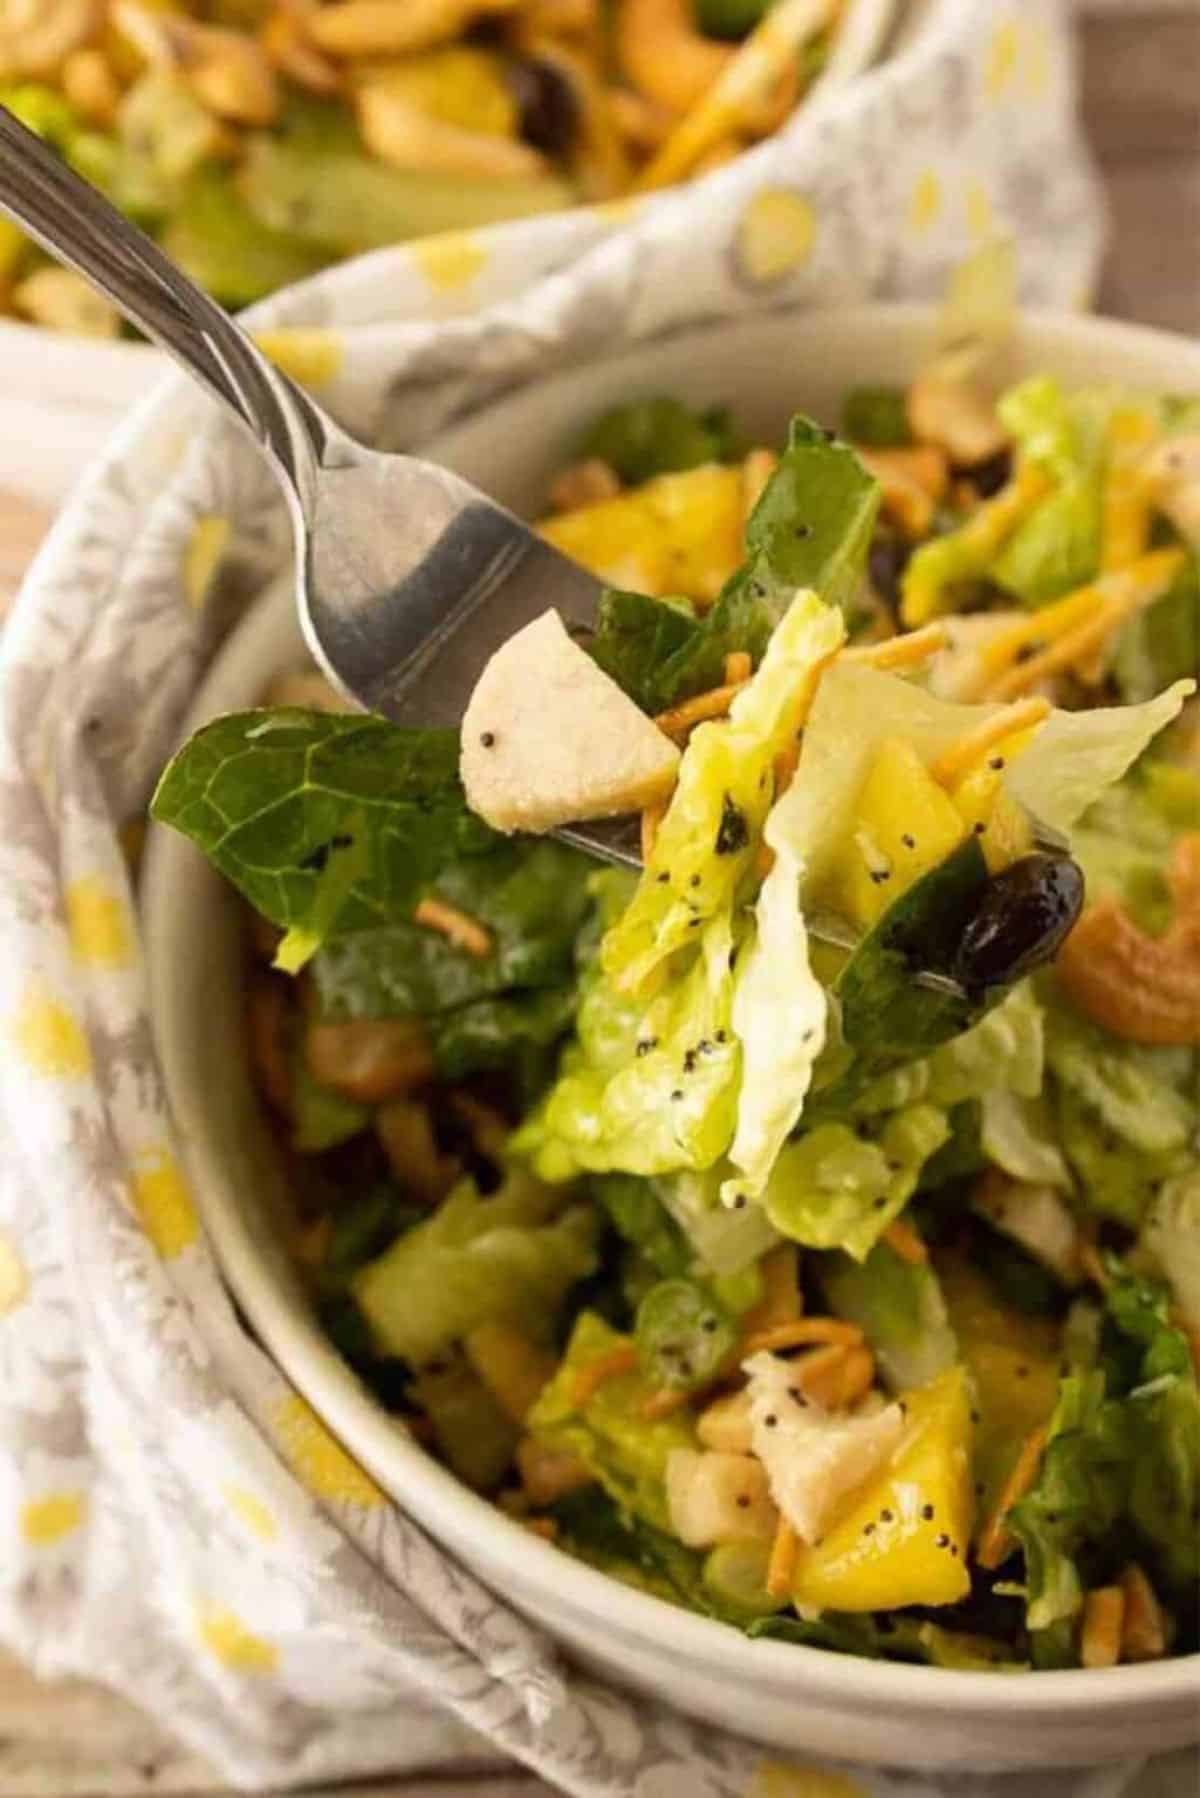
[841,385,912,447]
[577,396,738,483]
[517,906,740,1180]
[1140,1169,1200,1340]
[979,1088,1072,1190]
[820,1239,958,1389]
[988,376,1110,605]
[527,1312,696,1530]
[592,1175,691,1280]
[151,711,493,950]
[763,1103,950,1261]
[590,416,878,711]
[1011,1261,1199,1658]
[1045,1000,1194,1228]
[351,1168,597,1365]
[852,981,1045,1115]
[602,589,845,995]
[589,589,700,716]
[1113,551,1200,703]
[650,1166,780,1275]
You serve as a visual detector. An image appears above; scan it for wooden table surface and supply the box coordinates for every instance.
[1,10,1197,1795]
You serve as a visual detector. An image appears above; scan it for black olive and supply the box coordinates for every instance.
[868,533,910,616]
[968,447,1013,498]
[953,852,1084,993]
[508,58,579,157]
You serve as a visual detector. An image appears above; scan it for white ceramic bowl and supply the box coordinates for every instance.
[0,0,895,505]
[143,306,1200,1772]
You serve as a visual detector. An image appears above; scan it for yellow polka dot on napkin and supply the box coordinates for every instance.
[183,516,231,612]
[985,19,1020,101]
[0,1228,28,1314]
[222,1484,278,1543]
[964,178,994,244]
[735,191,816,285]
[271,1393,385,1507]
[21,1491,85,1546]
[11,988,91,1079]
[908,169,942,235]
[196,1602,278,1675]
[131,1148,198,1259]
[253,329,343,389]
[65,877,131,969]
[749,1763,866,1798]
[410,232,487,294]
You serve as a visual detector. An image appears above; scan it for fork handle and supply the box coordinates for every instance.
[0,105,329,514]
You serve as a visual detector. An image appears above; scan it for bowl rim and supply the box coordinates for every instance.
[142,301,1200,1723]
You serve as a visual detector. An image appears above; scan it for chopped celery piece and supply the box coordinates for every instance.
[240,134,576,256]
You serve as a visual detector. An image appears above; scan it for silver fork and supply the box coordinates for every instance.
[0,106,638,866]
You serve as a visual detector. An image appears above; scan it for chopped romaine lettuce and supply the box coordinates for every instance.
[1139,1170,1200,1340]
[853,981,1045,1115]
[577,396,738,483]
[1113,551,1200,703]
[841,386,912,447]
[820,1240,958,1390]
[589,590,700,717]
[763,1104,949,1260]
[527,1312,696,1530]
[979,1088,1072,1190]
[518,907,741,1180]
[588,416,878,711]
[651,1166,780,1275]
[591,1175,691,1279]
[411,1351,519,1491]
[988,376,1108,605]
[352,1169,597,1365]
[602,589,845,995]
[635,1278,737,1390]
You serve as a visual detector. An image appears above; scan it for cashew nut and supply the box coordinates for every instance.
[260,10,341,95]
[306,0,516,59]
[907,369,1009,467]
[1055,834,1200,1045]
[61,46,123,125]
[0,0,101,80]
[356,84,547,177]
[616,0,733,116]
[12,267,120,337]
[115,3,280,125]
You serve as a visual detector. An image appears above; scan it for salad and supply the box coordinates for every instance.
[152,293,1200,1675]
[1,0,838,333]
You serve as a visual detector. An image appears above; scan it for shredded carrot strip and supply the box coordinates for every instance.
[654,680,748,742]
[977,1423,1049,1570]
[641,1386,695,1421]
[523,1516,559,1542]
[1100,409,1158,572]
[843,623,949,671]
[724,650,753,685]
[787,1343,855,1409]
[755,842,776,880]
[741,1317,864,1357]
[964,587,1106,698]
[982,548,1185,703]
[883,1217,928,1265]
[835,1345,877,1408]
[414,897,492,960]
[929,697,1051,788]
[572,1346,638,1408]
[1119,1563,1168,1662]
[640,799,666,863]
[766,1514,800,1599]
[1080,1586,1125,1669]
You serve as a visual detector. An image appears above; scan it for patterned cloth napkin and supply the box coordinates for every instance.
[0,3,1162,1793]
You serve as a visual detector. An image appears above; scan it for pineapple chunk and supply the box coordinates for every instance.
[538,464,743,607]
[949,723,1037,873]
[790,1367,975,1612]
[826,736,968,931]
